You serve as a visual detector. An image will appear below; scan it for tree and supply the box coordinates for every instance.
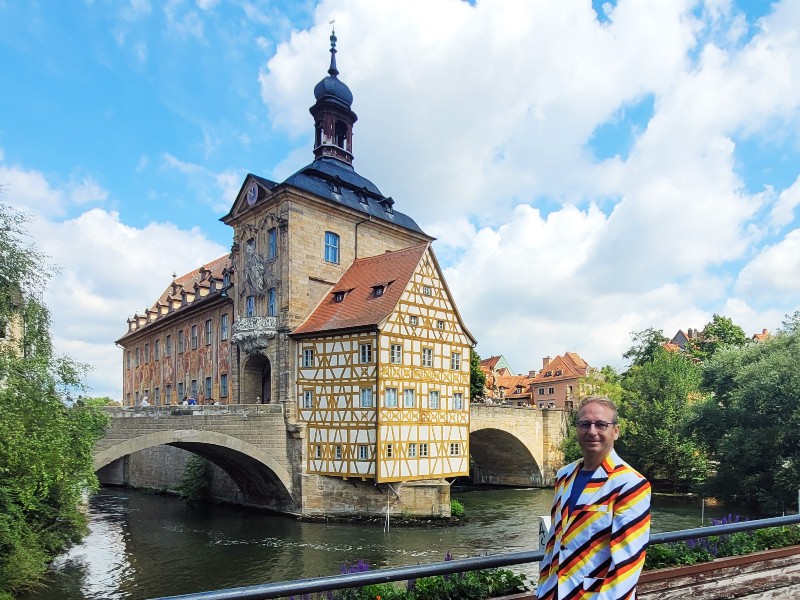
[617,351,710,491]
[686,313,748,362]
[579,365,624,402]
[469,348,486,402]
[623,327,669,369]
[689,316,800,513]
[0,203,109,596]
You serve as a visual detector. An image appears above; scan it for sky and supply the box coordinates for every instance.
[2,0,799,399]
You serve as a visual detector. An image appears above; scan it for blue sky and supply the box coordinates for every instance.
[2,0,799,399]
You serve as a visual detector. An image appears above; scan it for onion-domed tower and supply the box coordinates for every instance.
[310,28,358,164]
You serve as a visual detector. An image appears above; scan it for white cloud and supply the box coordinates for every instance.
[162,153,245,212]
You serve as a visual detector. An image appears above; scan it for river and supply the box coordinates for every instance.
[23,487,732,600]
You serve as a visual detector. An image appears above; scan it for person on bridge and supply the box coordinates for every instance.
[538,396,651,600]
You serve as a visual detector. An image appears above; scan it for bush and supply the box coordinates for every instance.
[177,456,213,505]
[645,515,800,570]
[450,499,465,518]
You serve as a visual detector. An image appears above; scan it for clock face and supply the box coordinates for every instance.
[246,183,258,206]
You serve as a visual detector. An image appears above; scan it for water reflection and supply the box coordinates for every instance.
[23,487,735,600]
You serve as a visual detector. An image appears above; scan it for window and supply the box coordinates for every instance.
[220,374,228,397]
[386,443,394,458]
[548,387,555,395]
[268,227,278,259]
[178,330,184,353]
[154,387,160,404]
[372,285,384,298]
[404,388,415,408]
[223,272,231,287]
[135,391,139,404]
[178,382,184,400]
[437,320,445,330]
[422,348,433,367]
[390,344,402,364]
[126,351,131,369]
[408,443,417,458]
[333,291,345,302]
[538,387,545,395]
[268,288,277,316]
[246,295,255,317]
[205,377,212,399]
[221,314,228,341]
[154,339,160,360]
[205,320,212,345]
[303,349,314,368]
[335,445,342,460]
[420,443,429,457]
[429,390,440,409]
[360,343,372,364]
[450,443,460,456]
[450,352,461,370]
[555,370,563,376]
[545,371,552,377]
[246,237,255,253]
[191,380,198,399]
[166,385,172,404]
[135,347,140,367]
[358,445,368,460]
[454,392,464,410]
[314,444,322,459]
[191,325,198,349]
[422,285,432,296]
[324,231,340,264]
[127,392,131,405]
[166,335,172,357]
[303,390,313,408]
[385,388,398,408]
[409,315,418,326]
[144,343,149,363]
[360,388,373,408]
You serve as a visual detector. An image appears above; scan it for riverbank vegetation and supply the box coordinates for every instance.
[566,312,800,513]
[0,203,109,598]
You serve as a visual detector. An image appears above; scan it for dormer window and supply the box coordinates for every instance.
[555,370,563,376]
[372,285,385,298]
[356,190,368,205]
[545,371,552,377]
[329,180,341,194]
[516,386,523,394]
[333,291,346,303]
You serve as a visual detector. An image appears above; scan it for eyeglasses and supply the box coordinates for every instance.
[576,420,617,432]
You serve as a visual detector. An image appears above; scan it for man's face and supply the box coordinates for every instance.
[577,401,619,465]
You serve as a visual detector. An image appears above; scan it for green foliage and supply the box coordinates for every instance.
[178,456,213,505]
[330,565,528,600]
[686,314,748,362]
[645,524,800,570]
[450,499,465,518]
[690,319,800,512]
[0,203,109,596]
[618,350,710,490]
[623,327,669,369]
[469,349,486,402]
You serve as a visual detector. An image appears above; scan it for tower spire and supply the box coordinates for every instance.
[328,22,338,77]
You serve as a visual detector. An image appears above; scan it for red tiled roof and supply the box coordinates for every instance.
[752,328,770,342]
[291,243,429,336]
[531,352,590,383]
[481,355,502,369]
[662,342,682,352]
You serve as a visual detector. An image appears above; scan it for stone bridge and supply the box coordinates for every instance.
[95,404,568,515]
[469,405,568,487]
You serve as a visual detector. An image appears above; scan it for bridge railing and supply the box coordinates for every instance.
[152,513,800,600]
[101,403,283,418]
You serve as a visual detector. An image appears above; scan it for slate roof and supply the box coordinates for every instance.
[291,243,429,337]
[282,158,426,235]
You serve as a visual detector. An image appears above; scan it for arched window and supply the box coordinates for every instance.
[334,121,347,149]
[324,231,340,264]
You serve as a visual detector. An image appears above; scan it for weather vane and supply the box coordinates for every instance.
[329,17,335,34]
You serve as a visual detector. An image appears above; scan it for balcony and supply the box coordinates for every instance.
[231,316,279,353]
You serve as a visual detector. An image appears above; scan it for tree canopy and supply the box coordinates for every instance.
[469,348,486,401]
[687,313,748,362]
[623,327,669,368]
[0,203,109,596]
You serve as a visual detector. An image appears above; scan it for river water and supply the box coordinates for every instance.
[23,487,732,600]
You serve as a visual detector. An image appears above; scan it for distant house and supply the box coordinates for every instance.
[480,356,533,404]
[530,353,592,410]
[752,328,771,342]
[669,328,701,350]
[479,355,515,376]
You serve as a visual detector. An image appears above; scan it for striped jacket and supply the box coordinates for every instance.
[537,449,651,600]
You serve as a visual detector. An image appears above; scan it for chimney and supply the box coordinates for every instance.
[543,356,551,369]
[762,328,768,335]
[529,370,537,378]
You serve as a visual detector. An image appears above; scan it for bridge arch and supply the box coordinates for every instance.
[469,427,544,487]
[94,430,295,510]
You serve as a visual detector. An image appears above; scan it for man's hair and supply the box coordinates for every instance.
[578,396,618,423]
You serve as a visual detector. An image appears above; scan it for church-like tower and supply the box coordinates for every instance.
[310,29,358,165]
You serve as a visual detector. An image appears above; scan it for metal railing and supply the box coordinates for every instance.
[101,403,283,418]
[152,513,800,600]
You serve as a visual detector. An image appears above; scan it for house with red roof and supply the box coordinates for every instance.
[530,352,592,410]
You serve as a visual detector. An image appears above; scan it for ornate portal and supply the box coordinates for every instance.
[231,316,279,353]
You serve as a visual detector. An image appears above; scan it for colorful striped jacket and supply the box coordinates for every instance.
[537,449,651,600]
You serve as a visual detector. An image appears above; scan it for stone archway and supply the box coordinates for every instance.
[469,428,544,487]
[242,353,272,403]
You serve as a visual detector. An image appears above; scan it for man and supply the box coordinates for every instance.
[538,396,651,600]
